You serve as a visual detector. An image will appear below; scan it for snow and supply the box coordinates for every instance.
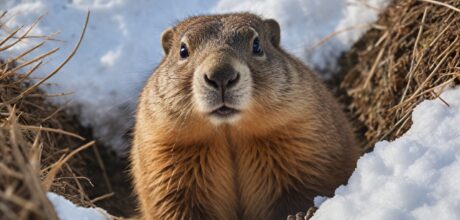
[0,0,390,153]
[47,192,111,220]
[312,87,460,220]
[4,2,460,219]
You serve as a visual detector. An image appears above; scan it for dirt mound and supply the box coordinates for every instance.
[338,0,460,151]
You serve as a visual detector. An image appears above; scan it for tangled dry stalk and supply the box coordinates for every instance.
[339,0,460,151]
[1,0,460,219]
[0,11,101,220]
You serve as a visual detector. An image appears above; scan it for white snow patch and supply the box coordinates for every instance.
[314,196,328,207]
[312,87,460,220]
[47,192,111,220]
[1,0,390,153]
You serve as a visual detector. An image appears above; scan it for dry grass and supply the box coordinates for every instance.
[0,11,103,220]
[3,1,459,219]
[339,0,460,151]
[306,1,459,218]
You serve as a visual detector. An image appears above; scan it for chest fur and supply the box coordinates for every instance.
[138,131,341,220]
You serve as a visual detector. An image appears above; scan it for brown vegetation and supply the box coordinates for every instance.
[338,0,460,151]
[1,0,459,219]
[0,12,136,220]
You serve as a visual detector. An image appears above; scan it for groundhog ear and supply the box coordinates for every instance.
[264,19,280,46]
[161,27,174,55]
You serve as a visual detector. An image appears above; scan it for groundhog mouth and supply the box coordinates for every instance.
[209,105,240,118]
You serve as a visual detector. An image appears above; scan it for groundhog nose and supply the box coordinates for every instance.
[204,64,240,90]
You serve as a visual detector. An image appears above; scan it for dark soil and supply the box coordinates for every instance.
[76,124,138,218]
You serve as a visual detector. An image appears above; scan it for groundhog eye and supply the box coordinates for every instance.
[252,37,263,56]
[180,43,189,59]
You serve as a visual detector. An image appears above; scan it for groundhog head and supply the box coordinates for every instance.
[154,13,296,128]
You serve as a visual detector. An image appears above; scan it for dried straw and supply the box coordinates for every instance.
[339,0,460,151]
[0,11,101,220]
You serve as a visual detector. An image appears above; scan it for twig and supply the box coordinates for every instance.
[0,25,22,47]
[16,124,85,140]
[42,140,96,190]
[308,24,371,51]
[362,47,385,89]
[90,192,115,204]
[419,0,460,13]
[0,16,43,51]
[0,11,90,106]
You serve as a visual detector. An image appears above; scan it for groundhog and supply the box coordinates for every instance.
[131,13,360,220]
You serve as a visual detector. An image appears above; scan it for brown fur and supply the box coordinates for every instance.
[131,13,359,220]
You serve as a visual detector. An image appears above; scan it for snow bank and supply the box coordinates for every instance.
[312,87,460,220]
[47,193,111,220]
[1,0,389,153]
